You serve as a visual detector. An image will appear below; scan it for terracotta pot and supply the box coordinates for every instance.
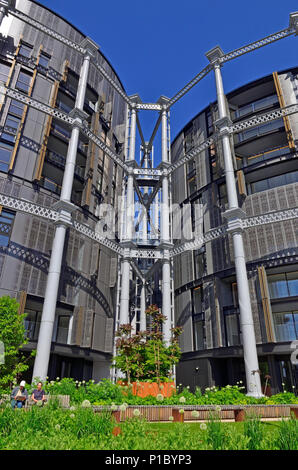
[234,409,246,422]
[172,409,184,423]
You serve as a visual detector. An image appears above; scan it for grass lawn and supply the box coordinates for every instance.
[0,404,297,450]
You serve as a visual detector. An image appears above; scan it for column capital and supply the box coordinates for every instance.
[53,200,76,227]
[289,12,298,34]
[205,45,224,66]
[223,207,246,234]
[80,37,99,58]
[157,95,171,110]
[214,116,233,136]
[129,94,142,108]
[120,245,133,258]
[160,241,174,252]
[68,107,88,128]
[125,160,138,170]
[0,0,15,11]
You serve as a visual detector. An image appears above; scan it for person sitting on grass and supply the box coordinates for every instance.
[31,381,46,405]
[11,380,28,409]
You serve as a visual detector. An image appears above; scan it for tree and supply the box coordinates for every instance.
[0,296,36,390]
[113,305,182,384]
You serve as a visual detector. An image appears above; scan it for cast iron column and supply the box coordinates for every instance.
[206,46,263,397]
[32,38,98,381]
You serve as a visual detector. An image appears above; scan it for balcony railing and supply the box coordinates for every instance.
[46,150,85,179]
[232,94,279,120]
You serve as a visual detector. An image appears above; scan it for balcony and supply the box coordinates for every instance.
[231,94,279,121]
[46,150,85,180]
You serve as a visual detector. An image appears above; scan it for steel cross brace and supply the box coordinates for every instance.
[0,193,296,259]
[3,6,298,112]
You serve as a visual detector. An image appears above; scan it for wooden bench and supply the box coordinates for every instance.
[1,394,70,408]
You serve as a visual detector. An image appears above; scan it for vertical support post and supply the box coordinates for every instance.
[118,98,139,327]
[159,98,172,346]
[32,38,98,381]
[206,46,263,397]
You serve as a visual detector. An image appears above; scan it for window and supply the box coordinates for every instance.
[24,309,41,341]
[0,62,11,84]
[246,146,291,167]
[218,183,228,206]
[193,313,205,350]
[206,111,214,135]
[224,306,241,346]
[56,316,70,344]
[19,43,33,58]
[1,114,21,142]
[273,311,298,342]
[0,209,15,246]
[268,272,298,299]
[237,118,284,143]
[56,98,72,114]
[194,251,205,279]
[38,52,50,69]
[193,286,203,313]
[0,142,13,172]
[187,177,197,196]
[232,94,279,120]
[15,71,32,93]
[8,99,25,117]
[247,170,298,195]
[51,121,71,140]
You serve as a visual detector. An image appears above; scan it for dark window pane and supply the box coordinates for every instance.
[273,312,297,342]
[19,44,32,58]
[39,54,50,68]
[287,273,298,297]
[0,144,13,164]
[9,100,25,116]
[0,209,15,246]
[0,62,10,83]
[16,71,32,93]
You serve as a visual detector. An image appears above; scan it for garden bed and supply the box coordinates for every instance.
[93,404,298,422]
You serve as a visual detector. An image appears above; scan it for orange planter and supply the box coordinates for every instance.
[117,381,176,398]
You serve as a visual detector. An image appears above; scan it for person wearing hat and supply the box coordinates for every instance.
[11,380,28,409]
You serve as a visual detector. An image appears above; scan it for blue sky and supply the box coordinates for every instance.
[36,0,298,160]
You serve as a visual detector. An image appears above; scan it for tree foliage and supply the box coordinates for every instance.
[113,305,182,384]
[0,296,35,389]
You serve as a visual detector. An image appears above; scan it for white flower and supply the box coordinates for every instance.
[179,409,184,414]
[81,399,91,408]
[55,424,60,431]
[156,394,164,402]
[205,387,210,391]
[186,386,190,389]
[215,405,221,412]
[191,410,199,418]
[200,423,207,431]
[56,377,60,381]
[111,404,118,411]
[119,404,127,412]
[179,396,186,403]
[169,416,174,421]
[70,414,75,419]
[133,409,141,417]
[70,406,76,411]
